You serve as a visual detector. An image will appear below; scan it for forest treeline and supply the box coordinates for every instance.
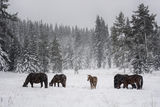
[0,0,160,74]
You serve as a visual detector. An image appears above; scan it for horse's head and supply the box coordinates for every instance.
[49,77,57,86]
[49,82,53,86]
[114,81,118,88]
[87,75,92,81]
[22,82,28,87]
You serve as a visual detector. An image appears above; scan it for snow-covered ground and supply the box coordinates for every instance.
[0,69,160,107]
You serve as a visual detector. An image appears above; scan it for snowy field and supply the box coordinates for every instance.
[0,69,160,107]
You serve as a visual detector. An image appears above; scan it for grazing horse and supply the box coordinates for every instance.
[23,73,48,88]
[87,75,97,89]
[114,74,136,89]
[123,74,143,89]
[49,74,67,88]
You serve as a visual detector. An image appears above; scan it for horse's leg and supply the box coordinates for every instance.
[30,82,33,88]
[93,82,95,89]
[41,81,43,88]
[64,81,66,88]
[44,81,48,88]
[95,82,97,89]
[93,81,97,89]
[136,81,140,89]
[92,82,94,89]
[61,82,64,87]
[58,82,60,87]
[124,82,128,89]
[91,83,94,89]
[62,81,66,88]
[54,83,56,87]
[123,83,125,88]
[91,82,93,89]
[117,83,121,89]
[131,84,133,89]
[90,81,92,89]
[126,83,129,89]
[132,83,136,89]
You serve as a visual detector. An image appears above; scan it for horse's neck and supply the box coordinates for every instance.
[89,77,93,82]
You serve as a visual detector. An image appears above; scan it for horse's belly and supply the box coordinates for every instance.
[32,80,41,83]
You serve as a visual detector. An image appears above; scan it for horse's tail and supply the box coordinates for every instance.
[138,76,143,89]
[140,76,143,89]
[94,77,98,88]
[44,74,48,88]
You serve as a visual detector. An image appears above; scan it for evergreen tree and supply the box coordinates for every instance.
[50,37,62,73]
[28,21,39,56]
[130,3,157,73]
[16,34,42,73]
[103,25,111,68]
[62,43,74,70]
[73,27,82,72]
[38,23,49,72]
[8,37,21,71]
[7,20,22,71]
[93,16,108,68]
[0,45,9,71]
[111,12,128,71]
[0,0,17,71]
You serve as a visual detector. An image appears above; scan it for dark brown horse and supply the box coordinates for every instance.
[87,75,97,89]
[49,74,67,88]
[123,74,143,89]
[23,73,48,88]
[114,74,136,89]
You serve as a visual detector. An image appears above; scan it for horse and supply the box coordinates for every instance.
[87,75,98,89]
[114,74,136,89]
[49,74,67,88]
[123,74,143,89]
[23,73,48,88]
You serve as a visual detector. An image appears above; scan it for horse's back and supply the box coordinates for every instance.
[30,73,48,83]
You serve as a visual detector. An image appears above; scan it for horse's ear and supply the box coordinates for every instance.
[88,75,91,77]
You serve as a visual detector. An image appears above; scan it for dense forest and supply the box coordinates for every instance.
[0,0,160,74]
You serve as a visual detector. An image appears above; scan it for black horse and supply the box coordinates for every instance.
[49,74,67,88]
[23,73,48,88]
[114,74,136,89]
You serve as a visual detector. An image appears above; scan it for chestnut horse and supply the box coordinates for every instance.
[87,75,97,89]
[123,74,143,89]
[23,73,48,88]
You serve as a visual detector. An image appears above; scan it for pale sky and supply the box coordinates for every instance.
[9,0,160,29]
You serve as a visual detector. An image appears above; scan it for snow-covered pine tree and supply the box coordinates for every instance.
[38,23,49,73]
[50,37,62,73]
[111,12,129,71]
[16,21,42,73]
[0,45,9,71]
[16,33,42,73]
[93,16,108,68]
[102,25,111,68]
[73,26,82,72]
[0,0,17,72]
[151,27,160,70]
[62,42,74,70]
[8,37,21,71]
[7,20,22,71]
[130,3,157,73]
